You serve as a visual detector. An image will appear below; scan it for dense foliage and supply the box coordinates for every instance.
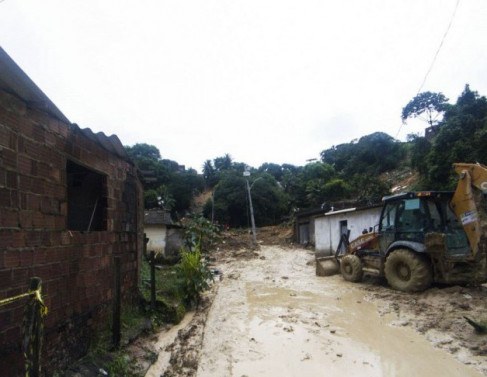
[320,132,405,176]
[177,216,217,307]
[202,159,289,227]
[125,143,204,217]
[406,85,487,189]
[182,214,221,252]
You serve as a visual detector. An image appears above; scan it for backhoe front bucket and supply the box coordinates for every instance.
[316,256,339,276]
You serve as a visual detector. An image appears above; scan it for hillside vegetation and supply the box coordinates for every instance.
[126,84,487,227]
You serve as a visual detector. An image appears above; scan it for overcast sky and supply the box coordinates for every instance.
[1,0,486,171]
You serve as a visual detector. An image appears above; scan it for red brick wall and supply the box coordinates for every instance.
[0,89,144,375]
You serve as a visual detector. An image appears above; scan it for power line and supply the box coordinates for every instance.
[396,0,461,138]
[417,0,461,94]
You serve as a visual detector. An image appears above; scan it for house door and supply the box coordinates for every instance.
[337,220,349,254]
[298,223,310,244]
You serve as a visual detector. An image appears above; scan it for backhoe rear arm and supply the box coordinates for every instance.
[451,163,487,257]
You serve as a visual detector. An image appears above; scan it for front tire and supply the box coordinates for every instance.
[384,249,432,292]
[340,254,363,282]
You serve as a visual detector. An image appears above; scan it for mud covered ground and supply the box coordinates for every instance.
[148,242,487,377]
[363,278,487,368]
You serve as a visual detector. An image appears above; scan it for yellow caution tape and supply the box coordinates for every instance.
[0,288,48,316]
[0,292,32,307]
[32,289,48,317]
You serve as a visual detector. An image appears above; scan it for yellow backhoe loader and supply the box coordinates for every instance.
[318,163,487,292]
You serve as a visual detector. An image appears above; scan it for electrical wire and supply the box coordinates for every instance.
[396,0,461,138]
[417,0,461,94]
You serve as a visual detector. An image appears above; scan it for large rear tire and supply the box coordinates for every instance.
[340,254,363,282]
[384,249,432,292]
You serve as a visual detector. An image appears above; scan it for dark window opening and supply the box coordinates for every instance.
[67,160,107,231]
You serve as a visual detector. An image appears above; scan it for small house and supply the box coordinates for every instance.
[295,203,382,256]
[314,205,382,256]
[144,209,184,260]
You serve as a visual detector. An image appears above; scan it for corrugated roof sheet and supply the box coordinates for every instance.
[72,125,129,160]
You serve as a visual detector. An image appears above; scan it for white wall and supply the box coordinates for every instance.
[314,207,382,255]
[145,224,167,255]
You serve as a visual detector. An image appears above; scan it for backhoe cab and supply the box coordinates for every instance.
[337,163,487,292]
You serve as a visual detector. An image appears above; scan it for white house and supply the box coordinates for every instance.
[314,205,382,256]
[144,209,183,260]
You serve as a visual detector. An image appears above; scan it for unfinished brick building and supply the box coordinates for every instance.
[0,47,144,375]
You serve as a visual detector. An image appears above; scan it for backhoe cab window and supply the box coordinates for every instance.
[396,198,427,231]
[405,198,420,210]
[381,198,429,232]
[380,203,397,231]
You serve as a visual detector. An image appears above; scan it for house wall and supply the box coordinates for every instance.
[165,227,184,258]
[145,225,184,260]
[146,224,167,255]
[314,207,382,255]
[0,89,144,375]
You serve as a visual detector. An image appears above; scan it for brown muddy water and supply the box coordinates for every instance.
[195,246,483,377]
[145,312,195,377]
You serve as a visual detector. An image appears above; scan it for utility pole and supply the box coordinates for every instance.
[244,169,262,247]
[245,178,257,246]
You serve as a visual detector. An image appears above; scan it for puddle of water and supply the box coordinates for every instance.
[330,290,483,377]
[240,282,382,376]
[145,312,195,377]
[243,281,482,377]
[247,284,339,315]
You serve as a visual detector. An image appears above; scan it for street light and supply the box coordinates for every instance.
[243,170,261,246]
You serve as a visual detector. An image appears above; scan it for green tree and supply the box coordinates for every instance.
[213,153,233,171]
[202,159,218,188]
[300,162,337,207]
[408,134,431,176]
[425,85,487,188]
[249,173,290,226]
[125,143,204,216]
[401,91,449,126]
[322,178,351,202]
[258,163,284,181]
[144,189,159,209]
[350,174,390,204]
[204,171,289,227]
[206,171,247,227]
[168,170,204,215]
[321,132,404,176]
[125,143,161,160]
[280,165,306,209]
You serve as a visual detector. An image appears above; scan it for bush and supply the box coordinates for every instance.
[183,214,221,252]
[177,246,213,307]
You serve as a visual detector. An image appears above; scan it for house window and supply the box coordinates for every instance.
[67,160,107,231]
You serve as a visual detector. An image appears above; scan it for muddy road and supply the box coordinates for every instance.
[153,245,487,376]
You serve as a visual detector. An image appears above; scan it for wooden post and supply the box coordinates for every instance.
[112,257,121,349]
[150,251,156,310]
[23,277,43,377]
